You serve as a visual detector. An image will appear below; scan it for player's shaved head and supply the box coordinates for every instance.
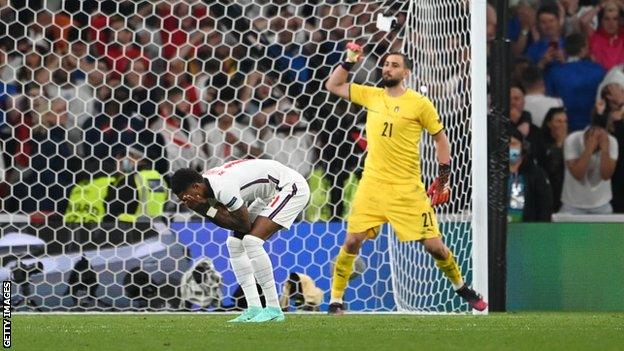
[171,168,203,195]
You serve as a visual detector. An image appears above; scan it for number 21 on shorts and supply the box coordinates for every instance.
[422,211,434,228]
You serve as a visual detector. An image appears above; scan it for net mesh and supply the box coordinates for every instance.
[389,1,473,312]
[0,0,475,312]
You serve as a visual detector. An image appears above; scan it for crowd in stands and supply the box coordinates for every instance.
[0,0,403,220]
[2,0,619,223]
[489,0,624,220]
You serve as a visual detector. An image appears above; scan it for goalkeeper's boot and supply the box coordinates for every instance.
[327,302,345,316]
[248,306,285,323]
[456,284,488,311]
[227,306,263,323]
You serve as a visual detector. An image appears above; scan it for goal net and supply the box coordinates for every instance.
[0,0,487,312]
[389,0,488,312]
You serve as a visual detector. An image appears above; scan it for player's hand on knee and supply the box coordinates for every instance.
[427,178,450,206]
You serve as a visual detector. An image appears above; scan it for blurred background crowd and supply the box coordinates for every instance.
[0,0,407,220]
[487,0,624,219]
[0,0,621,223]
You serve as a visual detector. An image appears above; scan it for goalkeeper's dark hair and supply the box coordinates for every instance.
[171,168,203,195]
[384,51,413,70]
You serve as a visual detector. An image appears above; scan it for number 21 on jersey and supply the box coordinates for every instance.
[382,122,393,137]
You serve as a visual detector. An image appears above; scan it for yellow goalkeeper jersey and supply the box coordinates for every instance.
[349,83,444,186]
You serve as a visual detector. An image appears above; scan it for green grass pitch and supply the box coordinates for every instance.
[12,312,624,351]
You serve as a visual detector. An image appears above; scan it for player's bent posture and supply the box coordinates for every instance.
[171,159,310,322]
[324,43,487,314]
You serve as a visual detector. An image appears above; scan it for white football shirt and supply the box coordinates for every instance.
[202,159,305,211]
[561,130,619,209]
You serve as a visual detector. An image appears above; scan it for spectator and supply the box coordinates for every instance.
[263,101,316,178]
[157,1,209,60]
[106,145,167,223]
[123,58,158,118]
[151,88,207,174]
[24,98,80,214]
[511,56,532,83]
[596,83,624,212]
[159,58,205,116]
[65,146,166,225]
[588,1,624,70]
[203,101,262,169]
[510,84,547,168]
[508,129,553,223]
[240,70,283,117]
[546,33,606,131]
[92,14,144,76]
[0,82,36,179]
[521,65,563,127]
[541,107,569,212]
[0,0,404,220]
[61,42,98,140]
[0,49,19,127]
[319,112,366,220]
[612,110,624,213]
[82,100,123,174]
[560,113,618,214]
[487,3,497,55]
[509,1,538,58]
[560,0,585,36]
[526,5,566,68]
[83,96,166,176]
[0,40,23,84]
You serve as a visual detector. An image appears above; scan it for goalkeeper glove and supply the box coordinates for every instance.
[341,42,363,71]
[427,163,451,206]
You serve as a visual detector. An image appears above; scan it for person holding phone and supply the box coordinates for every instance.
[525,5,566,68]
[545,33,606,131]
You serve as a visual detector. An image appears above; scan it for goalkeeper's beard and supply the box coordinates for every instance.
[382,77,402,88]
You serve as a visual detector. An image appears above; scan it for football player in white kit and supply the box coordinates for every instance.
[171,159,310,323]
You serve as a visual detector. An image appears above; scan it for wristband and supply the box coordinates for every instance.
[439,163,451,185]
[206,207,218,218]
[340,61,355,71]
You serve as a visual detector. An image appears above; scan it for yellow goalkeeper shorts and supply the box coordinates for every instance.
[346,177,441,242]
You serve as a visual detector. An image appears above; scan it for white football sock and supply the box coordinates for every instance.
[225,236,261,308]
[242,235,280,309]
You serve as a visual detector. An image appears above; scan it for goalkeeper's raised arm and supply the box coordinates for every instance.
[324,42,363,100]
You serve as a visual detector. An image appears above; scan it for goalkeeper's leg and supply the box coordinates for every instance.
[329,231,367,315]
[422,237,488,311]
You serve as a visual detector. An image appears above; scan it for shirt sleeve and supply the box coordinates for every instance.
[419,97,444,135]
[349,83,376,109]
[563,134,580,161]
[212,178,244,212]
[609,135,619,160]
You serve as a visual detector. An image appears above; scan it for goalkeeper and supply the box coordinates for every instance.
[324,43,487,314]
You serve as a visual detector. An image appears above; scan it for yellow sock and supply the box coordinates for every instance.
[330,246,357,302]
[435,251,464,290]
